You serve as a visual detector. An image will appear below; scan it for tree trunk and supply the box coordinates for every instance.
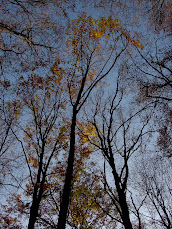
[111,162,133,229]
[28,186,39,229]
[57,107,77,229]
[28,175,45,228]
[119,192,133,229]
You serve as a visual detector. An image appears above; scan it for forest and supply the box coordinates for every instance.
[0,0,171,228]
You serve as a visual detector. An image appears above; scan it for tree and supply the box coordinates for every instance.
[0,103,119,229]
[1,1,170,228]
[84,82,154,229]
[1,5,144,227]
[56,13,144,228]
[9,73,65,228]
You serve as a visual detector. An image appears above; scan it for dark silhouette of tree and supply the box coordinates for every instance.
[84,81,154,228]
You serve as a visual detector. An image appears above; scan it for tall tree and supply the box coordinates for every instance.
[56,14,143,228]
[84,82,155,228]
[1,1,170,228]
[11,73,65,228]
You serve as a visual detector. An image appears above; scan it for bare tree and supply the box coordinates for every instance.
[84,80,154,228]
[9,74,65,229]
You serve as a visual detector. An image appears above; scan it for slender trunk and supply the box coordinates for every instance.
[28,170,45,228]
[28,185,39,229]
[118,192,133,229]
[57,106,77,229]
[57,57,90,228]
[111,163,133,229]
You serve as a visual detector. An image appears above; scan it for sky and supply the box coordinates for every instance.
[0,0,171,228]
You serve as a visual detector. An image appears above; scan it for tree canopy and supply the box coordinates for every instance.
[0,0,171,228]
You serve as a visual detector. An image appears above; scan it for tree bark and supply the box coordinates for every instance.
[28,156,45,229]
[57,106,77,229]
[28,180,45,229]
[28,186,39,229]
[118,192,133,229]
[111,161,133,229]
